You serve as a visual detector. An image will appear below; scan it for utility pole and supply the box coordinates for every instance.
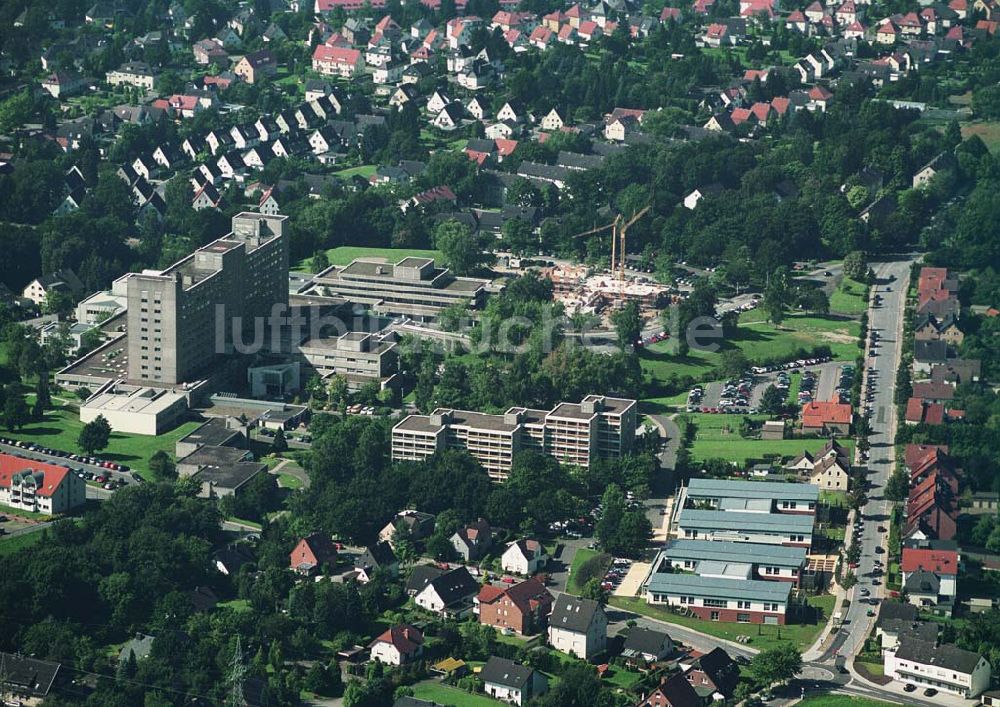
[225,636,247,707]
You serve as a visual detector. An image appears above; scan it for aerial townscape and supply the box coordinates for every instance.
[4,0,1000,704]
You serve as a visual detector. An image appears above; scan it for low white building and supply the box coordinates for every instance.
[885,638,991,698]
[81,385,188,435]
[414,566,479,617]
[502,539,548,575]
[76,274,130,325]
[548,595,607,660]
[480,656,547,706]
[368,624,423,666]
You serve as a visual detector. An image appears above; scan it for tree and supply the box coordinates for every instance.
[148,450,176,481]
[718,350,749,378]
[749,644,802,687]
[4,395,29,431]
[611,301,641,352]
[885,468,908,502]
[42,289,74,317]
[311,249,330,273]
[272,427,288,454]
[434,220,493,275]
[843,250,868,281]
[78,414,112,455]
[763,268,790,325]
[32,375,50,420]
[760,385,786,414]
[580,577,609,605]
[799,288,829,315]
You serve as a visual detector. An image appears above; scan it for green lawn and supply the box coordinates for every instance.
[0,530,46,556]
[277,473,303,490]
[798,695,896,707]
[609,593,835,652]
[602,666,644,690]
[218,599,252,612]
[411,682,503,707]
[734,315,861,363]
[829,278,869,316]
[332,164,377,179]
[687,414,854,464]
[294,245,443,271]
[962,120,1000,153]
[0,503,54,521]
[1,403,201,478]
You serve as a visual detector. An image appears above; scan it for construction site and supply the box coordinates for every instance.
[540,206,676,321]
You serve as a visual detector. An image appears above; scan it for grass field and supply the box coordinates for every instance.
[829,278,869,316]
[602,666,644,690]
[294,245,443,271]
[1,403,202,478]
[639,315,860,403]
[0,530,46,556]
[277,473,303,489]
[609,593,836,652]
[799,695,895,707]
[411,682,503,707]
[332,164,377,179]
[962,121,1000,153]
[687,414,855,464]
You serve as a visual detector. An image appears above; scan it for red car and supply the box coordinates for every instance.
[502,576,516,584]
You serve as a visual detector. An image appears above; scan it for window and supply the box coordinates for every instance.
[737,601,751,610]
[737,613,751,623]
[710,611,720,621]
[704,599,727,608]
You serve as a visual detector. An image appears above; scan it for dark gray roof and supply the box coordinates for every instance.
[425,566,479,605]
[914,340,948,363]
[118,634,155,663]
[179,418,244,449]
[0,653,61,698]
[694,648,740,697]
[405,564,446,594]
[550,595,603,633]
[895,638,984,674]
[480,656,535,689]
[356,542,397,571]
[904,569,941,595]
[877,601,919,628]
[622,627,672,656]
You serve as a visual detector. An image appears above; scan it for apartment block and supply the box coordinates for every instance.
[391,395,637,480]
[312,256,489,321]
[650,539,807,587]
[645,572,791,625]
[0,453,86,515]
[297,331,398,389]
[126,213,288,385]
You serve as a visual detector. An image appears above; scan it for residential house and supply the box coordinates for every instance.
[901,547,958,614]
[414,566,480,616]
[636,673,702,707]
[502,539,548,575]
[379,509,436,545]
[107,61,157,90]
[433,103,465,130]
[914,340,949,373]
[477,577,553,635]
[42,72,85,98]
[540,108,565,130]
[480,656,548,706]
[548,595,607,660]
[21,269,84,306]
[234,49,277,84]
[913,152,955,188]
[801,400,853,435]
[885,639,990,697]
[621,628,674,668]
[0,453,86,515]
[193,38,228,65]
[192,182,222,210]
[354,542,399,581]
[682,647,741,699]
[312,45,363,77]
[369,625,424,666]
[0,654,61,704]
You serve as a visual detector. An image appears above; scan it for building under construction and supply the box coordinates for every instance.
[541,264,674,318]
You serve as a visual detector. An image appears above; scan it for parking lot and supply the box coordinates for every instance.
[685,357,844,414]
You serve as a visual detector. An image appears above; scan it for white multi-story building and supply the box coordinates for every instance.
[548,595,607,660]
[885,638,990,698]
[0,454,86,515]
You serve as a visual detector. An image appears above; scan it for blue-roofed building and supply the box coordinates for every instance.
[650,539,807,587]
[684,478,819,515]
[677,509,814,549]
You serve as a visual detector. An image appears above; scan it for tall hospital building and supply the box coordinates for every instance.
[126,213,289,385]
[392,395,637,480]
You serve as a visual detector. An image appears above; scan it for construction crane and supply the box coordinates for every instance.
[617,204,651,281]
[571,205,651,281]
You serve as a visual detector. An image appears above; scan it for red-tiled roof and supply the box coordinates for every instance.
[312,45,361,65]
[0,453,70,497]
[901,548,958,575]
[802,400,852,427]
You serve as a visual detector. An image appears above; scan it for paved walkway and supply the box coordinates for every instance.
[613,562,650,597]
